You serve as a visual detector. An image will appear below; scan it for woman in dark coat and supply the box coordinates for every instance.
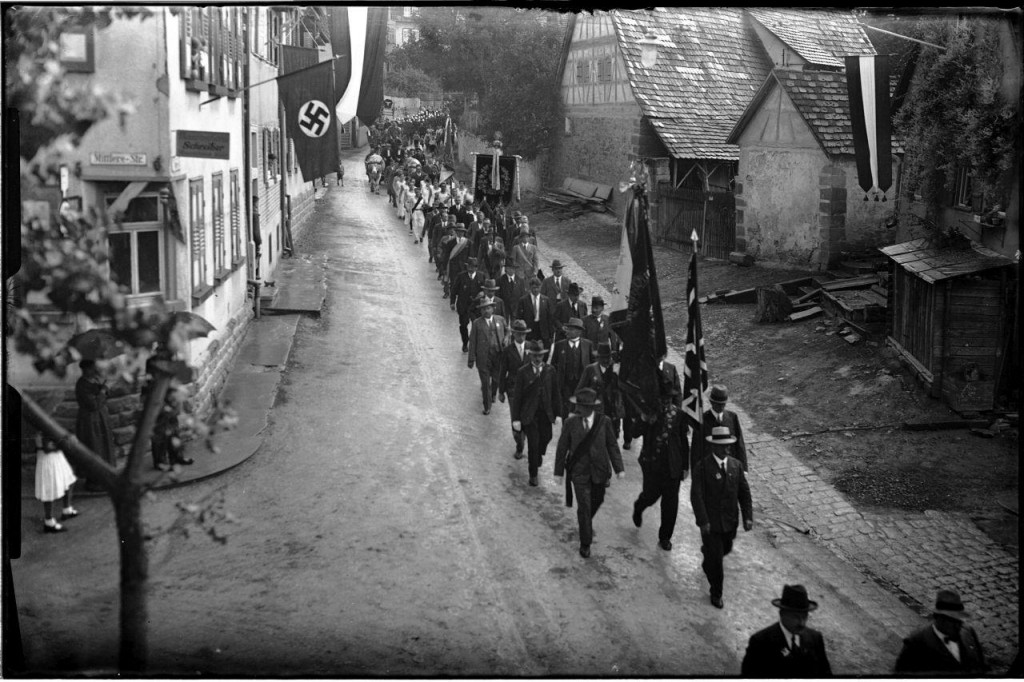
[75,359,117,468]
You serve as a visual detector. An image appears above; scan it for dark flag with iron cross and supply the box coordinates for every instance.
[845,55,892,202]
[278,58,339,181]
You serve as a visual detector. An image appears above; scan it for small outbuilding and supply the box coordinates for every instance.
[880,236,1018,412]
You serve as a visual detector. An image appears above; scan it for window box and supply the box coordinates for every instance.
[185,78,208,93]
[209,83,230,97]
[191,283,215,306]
[213,267,232,284]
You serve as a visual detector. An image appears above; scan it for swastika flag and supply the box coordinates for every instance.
[279,58,339,181]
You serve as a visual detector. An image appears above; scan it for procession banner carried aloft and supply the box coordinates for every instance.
[472,154,519,204]
[845,54,892,201]
[278,58,339,181]
[682,230,709,436]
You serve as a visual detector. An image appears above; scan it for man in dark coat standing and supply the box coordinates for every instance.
[451,257,484,352]
[575,341,623,437]
[549,318,594,419]
[554,282,588,346]
[894,589,988,674]
[691,425,753,609]
[741,584,833,677]
[467,299,508,415]
[498,319,531,458]
[510,340,559,487]
[499,256,528,317]
[582,295,620,352]
[515,277,556,348]
[691,384,748,471]
[540,259,572,306]
[554,388,625,558]
[632,382,689,551]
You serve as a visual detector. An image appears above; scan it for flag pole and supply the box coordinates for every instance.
[200,54,348,107]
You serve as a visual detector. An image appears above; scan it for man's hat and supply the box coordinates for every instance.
[569,387,601,406]
[705,426,737,444]
[481,279,500,291]
[513,211,522,218]
[510,319,531,334]
[568,282,582,296]
[563,317,584,330]
[709,385,729,403]
[466,257,479,267]
[597,341,613,358]
[591,295,605,308]
[476,297,496,310]
[771,584,818,612]
[551,259,563,269]
[932,590,970,620]
[455,223,467,232]
[505,255,517,264]
[529,276,542,286]
[526,340,547,355]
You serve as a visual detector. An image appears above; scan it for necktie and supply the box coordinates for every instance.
[534,297,540,321]
[792,634,800,650]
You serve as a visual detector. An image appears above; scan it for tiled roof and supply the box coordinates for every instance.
[746,8,875,68]
[611,8,770,160]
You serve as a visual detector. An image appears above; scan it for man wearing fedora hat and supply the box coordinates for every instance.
[512,231,538,281]
[554,387,625,558]
[451,257,484,352]
[499,319,532,457]
[470,279,506,321]
[691,425,753,609]
[554,282,588,346]
[438,220,458,295]
[540,260,572,305]
[582,296,620,353]
[691,384,748,471]
[499,257,528,318]
[467,299,509,415]
[741,584,832,676]
[576,341,624,436]
[550,317,595,420]
[515,277,556,348]
[510,340,559,486]
[632,390,689,551]
[894,589,988,674]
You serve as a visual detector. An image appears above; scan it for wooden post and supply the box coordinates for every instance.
[754,284,793,323]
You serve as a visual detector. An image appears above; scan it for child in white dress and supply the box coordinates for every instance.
[35,437,78,533]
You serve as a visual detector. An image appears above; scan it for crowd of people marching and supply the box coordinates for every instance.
[354,119,995,676]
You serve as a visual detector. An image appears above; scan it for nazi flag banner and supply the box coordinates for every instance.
[279,59,338,181]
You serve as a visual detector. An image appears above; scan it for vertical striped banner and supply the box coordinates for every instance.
[682,232,708,435]
[846,55,892,201]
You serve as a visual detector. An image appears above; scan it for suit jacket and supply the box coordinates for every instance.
[894,624,988,674]
[553,299,589,345]
[741,623,832,678]
[638,402,689,480]
[479,236,506,279]
[447,237,471,280]
[515,293,556,344]
[691,408,748,471]
[452,270,484,314]
[512,242,538,279]
[550,338,595,416]
[660,361,683,408]
[498,340,530,397]
[471,295,506,321]
[576,362,623,420]
[690,454,752,533]
[540,275,572,305]
[554,413,624,484]
[510,362,558,426]
[499,274,528,317]
[581,313,620,351]
[467,315,508,371]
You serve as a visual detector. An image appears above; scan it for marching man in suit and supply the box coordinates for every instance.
[512,231,538,280]
[554,282,588,346]
[451,256,484,353]
[894,589,988,674]
[691,384,748,471]
[498,319,532,459]
[540,259,572,305]
[499,256,528,317]
[554,387,625,559]
[741,584,833,677]
[467,299,508,415]
[515,277,556,348]
[549,318,594,420]
[691,425,753,609]
[510,340,559,487]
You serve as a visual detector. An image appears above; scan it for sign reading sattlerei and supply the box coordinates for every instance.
[176,130,230,160]
[90,152,148,166]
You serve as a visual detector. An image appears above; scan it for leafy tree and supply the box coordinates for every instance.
[384,65,443,99]
[5,7,235,673]
[387,8,565,160]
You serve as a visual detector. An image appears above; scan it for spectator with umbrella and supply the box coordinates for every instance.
[73,355,118,488]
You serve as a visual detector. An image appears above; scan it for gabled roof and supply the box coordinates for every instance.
[610,8,770,160]
[880,238,1016,284]
[726,68,906,156]
[746,8,875,68]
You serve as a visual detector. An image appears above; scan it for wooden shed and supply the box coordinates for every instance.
[880,237,1018,413]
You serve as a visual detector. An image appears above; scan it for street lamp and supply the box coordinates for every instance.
[639,31,667,68]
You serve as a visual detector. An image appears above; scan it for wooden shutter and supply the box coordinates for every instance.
[180,9,192,79]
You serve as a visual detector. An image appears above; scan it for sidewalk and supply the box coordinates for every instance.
[21,249,328,497]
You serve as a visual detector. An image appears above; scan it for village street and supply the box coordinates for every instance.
[10,152,946,677]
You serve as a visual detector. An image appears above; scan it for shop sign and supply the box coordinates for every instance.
[90,151,148,165]
[177,130,230,159]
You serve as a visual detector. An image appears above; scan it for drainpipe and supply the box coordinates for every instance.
[242,9,260,317]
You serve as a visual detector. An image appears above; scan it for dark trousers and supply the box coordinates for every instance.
[635,465,681,543]
[458,310,471,346]
[477,361,499,410]
[510,422,525,453]
[523,413,552,478]
[572,476,607,548]
[151,436,183,468]
[700,528,737,599]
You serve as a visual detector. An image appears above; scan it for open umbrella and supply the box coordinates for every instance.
[171,311,216,339]
[68,329,127,360]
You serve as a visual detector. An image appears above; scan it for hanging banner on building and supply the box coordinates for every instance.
[845,55,892,201]
[330,6,388,125]
[472,153,519,205]
[278,58,339,181]
[176,130,230,159]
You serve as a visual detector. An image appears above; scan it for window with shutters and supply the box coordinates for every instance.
[189,178,210,298]
[180,8,210,89]
[269,10,281,66]
[272,129,281,177]
[575,59,590,84]
[212,172,226,278]
[104,194,166,298]
[230,169,243,266]
[597,56,612,83]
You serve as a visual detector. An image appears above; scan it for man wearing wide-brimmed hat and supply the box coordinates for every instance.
[514,277,555,347]
[510,340,559,486]
[550,317,594,419]
[554,282,588,346]
[467,298,508,415]
[540,259,572,305]
[691,384,747,471]
[554,387,625,559]
[451,256,484,352]
[895,589,988,674]
[690,425,753,609]
[499,256,528,316]
[576,341,623,431]
[512,230,538,281]
[498,319,532,457]
[471,279,506,321]
[581,295,619,351]
[741,584,832,677]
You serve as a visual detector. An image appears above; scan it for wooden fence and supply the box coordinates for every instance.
[653,184,736,260]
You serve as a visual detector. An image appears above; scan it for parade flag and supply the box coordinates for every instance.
[611,188,667,416]
[278,58,338,181]
[681,230,709,435]
[845,55,892,201]
[330,7,387,125]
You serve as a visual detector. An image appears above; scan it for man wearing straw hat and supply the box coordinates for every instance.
[690,425,753,609]
[691,384,748,471]
[510,340,559,487]
[894,589,988,674]
[741,584,832,677]
[471,279,506,321]
[467,299,508,416]
[498,319,532,458]
[554,387,625,559]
